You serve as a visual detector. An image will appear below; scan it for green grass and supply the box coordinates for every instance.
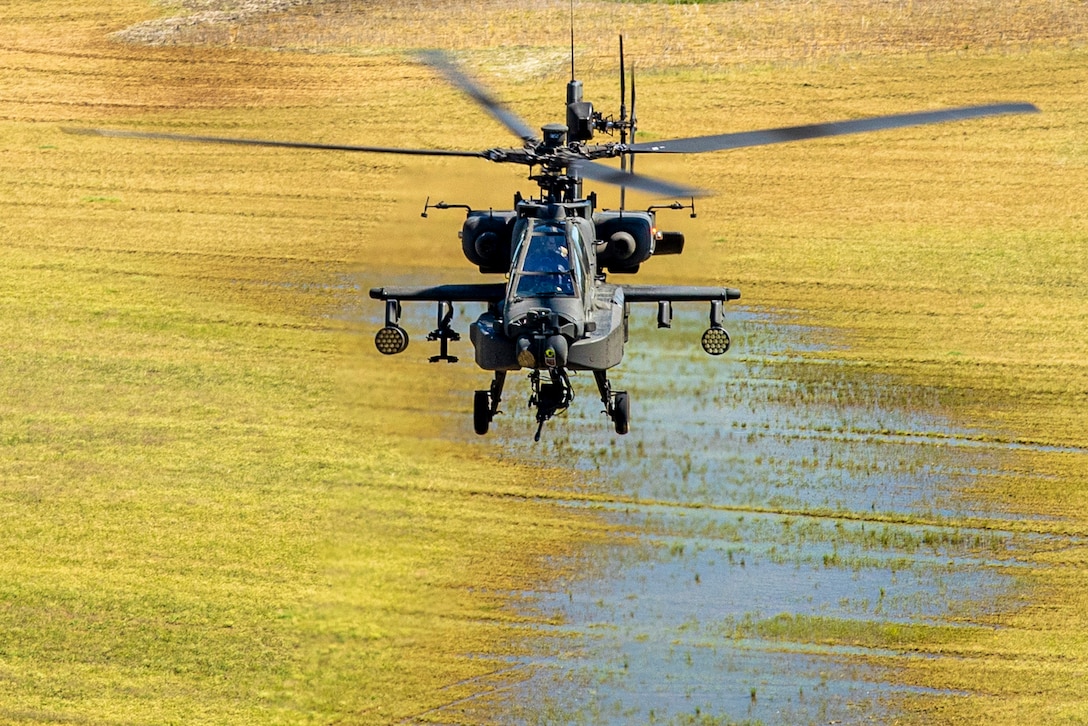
[0,4,603,722]
[0,239,584,722]
[740,613,982,650]
[5,0,1088,723]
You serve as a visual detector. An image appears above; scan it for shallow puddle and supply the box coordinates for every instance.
[356,278,1034,724]
[482,308,1030,723]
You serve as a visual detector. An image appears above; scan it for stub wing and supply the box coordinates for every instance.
[369,283,507,303]
[618,284,740,355]
[619,284,741,303]
[369,284,507,363]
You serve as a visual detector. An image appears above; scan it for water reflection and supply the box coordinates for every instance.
[480,307,1020,724]
[354,283,1024,723]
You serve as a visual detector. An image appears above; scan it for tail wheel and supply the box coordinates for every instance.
[612,391,630,435]
[473,390,491,435]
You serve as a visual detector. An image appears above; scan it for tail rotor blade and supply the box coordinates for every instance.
[619,35,627,208]
[618,35,627,143]
[628,61,637,183]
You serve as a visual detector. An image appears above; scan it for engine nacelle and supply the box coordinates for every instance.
[594,211,655,273]
[461,211,517,273]
[655,230,685,256]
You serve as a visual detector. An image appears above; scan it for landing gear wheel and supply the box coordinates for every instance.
[473,390,491,435]
[612,391,630,435]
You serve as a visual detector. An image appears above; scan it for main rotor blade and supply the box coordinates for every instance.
[628,102,1040,154]
[418,50,540,146]
[62,126,488,158]
[572,159,706,199]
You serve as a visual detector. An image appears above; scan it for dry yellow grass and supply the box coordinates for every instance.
[1,3,612,723]
[4,0,1088,722]
[125,0,1088,67]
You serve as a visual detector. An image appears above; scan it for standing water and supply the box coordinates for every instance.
[470,307,1027,724]
[360,284,1031,724]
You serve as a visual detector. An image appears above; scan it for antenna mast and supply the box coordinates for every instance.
[569,0,576,80]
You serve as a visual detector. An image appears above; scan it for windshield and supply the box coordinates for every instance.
[515,224,578,298]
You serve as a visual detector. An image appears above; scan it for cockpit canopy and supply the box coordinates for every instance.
[510,220,586,300]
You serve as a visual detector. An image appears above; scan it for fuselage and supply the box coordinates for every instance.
[471,198,628,372]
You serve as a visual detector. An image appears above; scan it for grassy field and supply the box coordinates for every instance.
[3,0,1088,723]
[1,3,610,723]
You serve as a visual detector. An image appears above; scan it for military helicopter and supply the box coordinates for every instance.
[68,40,1038,440]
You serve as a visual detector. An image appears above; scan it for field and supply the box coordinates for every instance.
[2,0,1088,723]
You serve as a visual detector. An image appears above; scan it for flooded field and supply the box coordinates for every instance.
[496,309,1037,723]
[371,292,1052,724]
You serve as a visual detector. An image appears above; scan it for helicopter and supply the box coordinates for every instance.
[67,40,1038,440]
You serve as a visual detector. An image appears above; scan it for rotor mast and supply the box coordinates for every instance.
[533,123,582,202]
